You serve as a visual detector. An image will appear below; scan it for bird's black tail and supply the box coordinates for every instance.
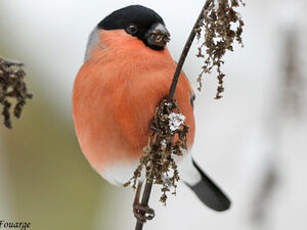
[186,160,231,211]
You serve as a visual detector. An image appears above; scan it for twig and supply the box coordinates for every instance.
[169,0,212,100]
[135,181,153,230]
[134,2,212,230]
[133,0,245,228]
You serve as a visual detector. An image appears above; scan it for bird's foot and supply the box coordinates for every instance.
[133,203,155,223]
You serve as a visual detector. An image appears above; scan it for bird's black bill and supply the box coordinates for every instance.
[145,23,170,49]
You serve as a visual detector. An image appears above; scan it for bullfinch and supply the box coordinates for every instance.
[72,4,231,221]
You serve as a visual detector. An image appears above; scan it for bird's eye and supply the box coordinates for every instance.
[126,24,138,35]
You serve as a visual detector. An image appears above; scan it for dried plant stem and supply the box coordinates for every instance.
[169,1,211,100]
[134,2,212,230]
[135,181,153,230]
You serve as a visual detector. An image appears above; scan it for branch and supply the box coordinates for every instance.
[135,181,153,230]
[133,0,245,229]
[134,2,212,230]
[169,0,212,100]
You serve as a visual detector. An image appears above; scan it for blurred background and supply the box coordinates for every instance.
[0,0,306,229]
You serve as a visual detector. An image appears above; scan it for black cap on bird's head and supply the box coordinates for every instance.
[98,5,170,50]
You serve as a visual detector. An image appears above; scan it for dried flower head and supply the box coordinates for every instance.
[124,98,189,204]
[196,0,245,99]
[126,1,246,209]
[0,57,33,128]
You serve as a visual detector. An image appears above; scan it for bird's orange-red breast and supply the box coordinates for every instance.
[73,29,195,183]
[72,5,230,211]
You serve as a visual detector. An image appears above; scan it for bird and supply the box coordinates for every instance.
[72,4,231,222]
